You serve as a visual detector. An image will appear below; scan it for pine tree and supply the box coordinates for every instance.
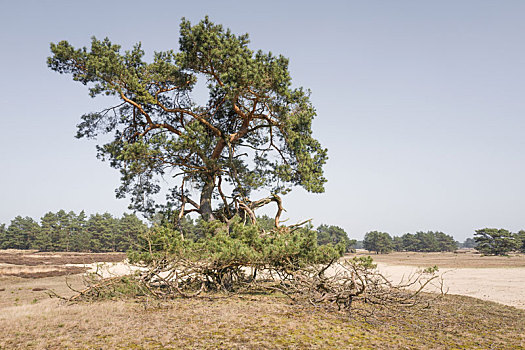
[513,230,525,254]
[70,211,88,251]
[48,17,327,225]
[5,216,40,250]
[86,213,116,252]
[434,231,457,252]
[401,233,418,251]
[0,223,7,249]
[392,236,404,251]
[54,210,73,251]
[474,228,517,255]
[363,231,393,254]
[316,224,355,253]
[37,212,58,251]
[116,213,147,251]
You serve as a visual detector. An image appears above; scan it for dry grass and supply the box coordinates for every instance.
[351,250,525,268]
[1,250,524,348]
[0,275,85,308]
[0,288,523,349]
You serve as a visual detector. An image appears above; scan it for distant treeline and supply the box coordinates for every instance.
[0,212,355,254]
[360,229,525,255]
[0,210,146,252]
[360,231,458,254]
[3,211,522,256]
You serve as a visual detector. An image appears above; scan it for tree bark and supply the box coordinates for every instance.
[200,175,216,221]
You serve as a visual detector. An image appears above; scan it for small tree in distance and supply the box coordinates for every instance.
[515,230,525,253]
[363,231,393,254]
[462,237,478,249]
[474,228,517,256]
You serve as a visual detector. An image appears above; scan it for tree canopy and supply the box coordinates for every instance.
[515,230,525,254]
[460,237,478,249]
[316,224,356,253]
[474,228,517,256]
[48,17,327,225]
[394,231,457,252]
[363,231,393,254]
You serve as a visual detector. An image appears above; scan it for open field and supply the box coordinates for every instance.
[352,250,525,268]
[1,250,524,349]
[346,251,525,310]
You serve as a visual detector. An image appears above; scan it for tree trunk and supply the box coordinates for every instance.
[200,175,216,221]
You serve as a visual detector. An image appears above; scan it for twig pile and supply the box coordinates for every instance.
[56,256,445,315]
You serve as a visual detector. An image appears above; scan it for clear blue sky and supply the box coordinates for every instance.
[1,1,524,240]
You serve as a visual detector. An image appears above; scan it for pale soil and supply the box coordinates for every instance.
[345,251,525,310]
[375,263,525,310]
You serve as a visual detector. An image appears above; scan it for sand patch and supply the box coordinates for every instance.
[376,263,525,309]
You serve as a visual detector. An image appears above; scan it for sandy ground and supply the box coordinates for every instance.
[72,261,145,277]
[376,263,525,310]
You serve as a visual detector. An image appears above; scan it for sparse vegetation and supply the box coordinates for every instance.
[351,250,525,268]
